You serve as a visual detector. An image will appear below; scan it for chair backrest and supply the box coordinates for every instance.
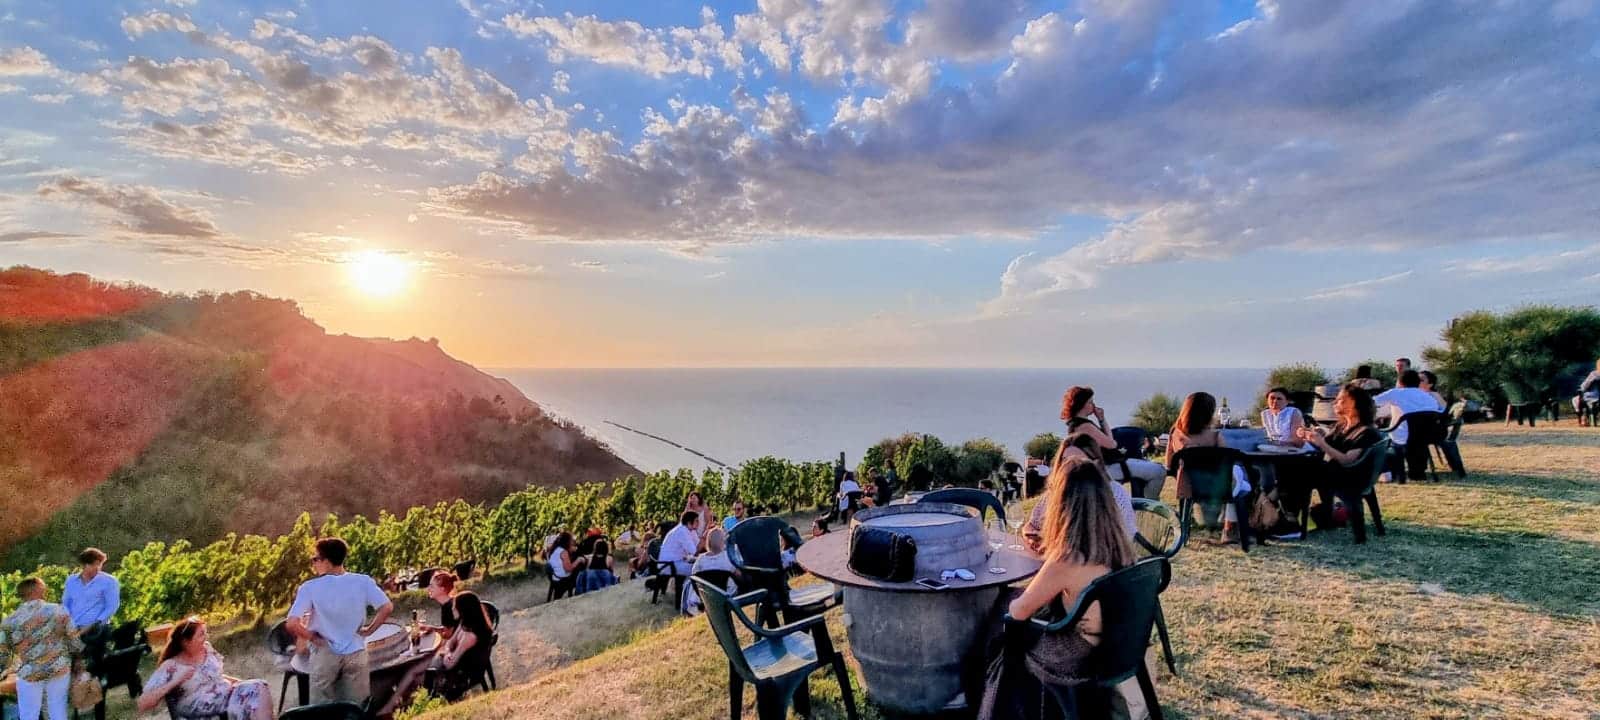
[111,621,146,650]
[1130,498,1185,559]
[1501,380,1537,405]
[1396,410,1448,445]
[1349,438,1392,496]
[1287,391,1317,418]
[691,577,758,683]
[97,622,150,685]
[481,601,500,630]
[727,517,787,572]
[416,567,439,590]
[1036,557,1170,686]
[646,537,663,561]
[693,569,737,594]
[266,619,296,658]
[1445,419,1462,442]
[1168,446,1241,503]
[918,488,1007,523]
[1109,426,1147,459]
[453,559,476,581]
[278,700,367,720]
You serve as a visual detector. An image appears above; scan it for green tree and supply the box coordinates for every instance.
[1024,432,1062,462]
[955,438,1008,485]
[1131,393,1183,434]
[1252,363,1331,413]
[1423,306,1600,403]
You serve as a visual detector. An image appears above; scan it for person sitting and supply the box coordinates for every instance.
[684,528,740,614]
[547,532,586,592]
[978,458,1137,720]
[810,517,831,538]
[575,539,619,594]
[137,617,273,720]
[380,592,495,713]
[1574,358,1600,426]
[836,471,863,520]
[658,511,701,578]
[722,499,747,532]
[418,571,460,641]
[1025,437,1137,550]
[1419,370,1448,411]
[1295,384,1384,541]
[627,528,658,579]
[1259,387,1307,447]
[1059,386,1167,499]
[1373,370,1443,482]
[1164,392,1252,543]
[1351,364,1382,392]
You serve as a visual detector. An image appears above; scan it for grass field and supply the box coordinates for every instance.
[413,424,1600,720]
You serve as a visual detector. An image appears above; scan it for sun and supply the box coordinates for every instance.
[345,250,412,299]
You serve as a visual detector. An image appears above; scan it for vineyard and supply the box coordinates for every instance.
[0,458,837,628]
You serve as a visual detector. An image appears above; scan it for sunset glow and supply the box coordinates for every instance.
[346,251,412,299]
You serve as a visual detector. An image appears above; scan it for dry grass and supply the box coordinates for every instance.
[416,423,1600,720]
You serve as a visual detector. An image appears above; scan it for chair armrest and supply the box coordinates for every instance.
[747,612,827,641]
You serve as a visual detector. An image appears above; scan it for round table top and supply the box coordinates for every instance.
[289,627,440,674]
[796,528,1042,593]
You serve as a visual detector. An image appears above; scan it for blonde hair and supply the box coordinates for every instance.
[706,527,727,554]
[1040,453,1135,569]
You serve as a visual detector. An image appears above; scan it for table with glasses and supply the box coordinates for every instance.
[285,623,440,710]
[795,505,1040,715]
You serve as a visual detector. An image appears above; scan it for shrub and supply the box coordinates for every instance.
[1423,306,1600,403]
[1130,393,1182,434]
[955,438,1009,485]
[1338,359,1397,389]
[1253,363,1331,413]
[1024,432,1062,462]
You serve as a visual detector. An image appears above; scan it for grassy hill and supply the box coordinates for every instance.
[416,424,1598,720]
[0,266,637,569]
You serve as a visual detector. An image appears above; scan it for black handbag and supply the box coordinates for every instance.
[848,526,917,582]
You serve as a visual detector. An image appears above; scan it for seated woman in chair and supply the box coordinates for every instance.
[380,591,495,714]
[137,618,273,720]
[1060,386,1167,499]
[1260,387,1307,447]
[979,459,1136,720]
[1293,384,1383,526]
[1164,392,1252,543]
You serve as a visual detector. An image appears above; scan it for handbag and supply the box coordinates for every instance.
[848,526,917,582]
[1249,492,1282,531]
[69,671,102,711]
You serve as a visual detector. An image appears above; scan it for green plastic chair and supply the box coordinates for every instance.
[1500,380,1541,426]
[728,517,836,627]
[1167,446,1255,552]
[1132,498,1185,675]
[692,577,859,720]
[277,700,366,720]
[1295,439,1390,544]
[1003,557,1171,720]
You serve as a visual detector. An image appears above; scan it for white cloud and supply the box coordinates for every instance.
[28,93,69,104]
[36,175,223,238]
[1306,271,1415,301]
[571,260,609,272]
[502,10,742,78]
[1443,244,1600,276]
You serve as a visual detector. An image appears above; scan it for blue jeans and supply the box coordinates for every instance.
[574,569,618,594]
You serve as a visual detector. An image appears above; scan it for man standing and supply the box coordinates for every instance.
[658,511,701,577]
[286,537,393,705]
[1576,358,1600,426]
[1,577,83,720]
[1395,357,1412,380]
[62,548,119,642]
[1374,370,1443,482]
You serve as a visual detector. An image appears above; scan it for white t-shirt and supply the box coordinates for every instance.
[287,572,389,656]
[550,547,572,579]
[659,524,699,568]
[1373,387,1442,445]
[837,480,861,510]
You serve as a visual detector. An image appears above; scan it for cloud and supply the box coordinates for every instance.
[503,9,742,78]
[0,230,80,244]
[0,46,54,76]
[1306,271,1415,301]
[1443,244,1600,276]
[571,260,609,272]
[36,176,223,239]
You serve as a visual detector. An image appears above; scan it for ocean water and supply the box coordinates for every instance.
[500,368,1267,472]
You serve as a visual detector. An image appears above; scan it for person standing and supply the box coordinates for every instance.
[1395,357,1412,379]
[1,577,83,720]
[62,548,119,641]
[285,537,393,705]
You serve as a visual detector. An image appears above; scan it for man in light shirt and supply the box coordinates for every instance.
[286,537,394,704]
[658,511,701,577]
[1373,370,1442,482]
[62,547,119,638]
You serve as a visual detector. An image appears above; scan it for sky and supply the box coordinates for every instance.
[1,0,1597,369]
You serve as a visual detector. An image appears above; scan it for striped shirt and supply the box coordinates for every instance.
[0,599,83,682]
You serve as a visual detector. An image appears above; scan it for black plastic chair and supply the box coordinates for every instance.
[453,559,476,582]
[641,537,685,609]
[415,567,440,592]
[728,517,837,627]
[1501,381,1542,426]
[693,578,859,720]
[1167,446,1255,552]
[1433,418,1467,478]
[919,488,1007,524]
[478,601,501,691]
[545,560,576,602]
[1287,391,1317,419]
[1110,426,1148,459]
[79,622,150,720]
[267,619,310,710]
[1003,557,1171,720]
[1393,410,1447,482]
[277,700,366,720]
[1131,498,1186,675]
[1295,439,1389,544]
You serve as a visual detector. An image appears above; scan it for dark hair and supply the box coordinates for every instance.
[1175,392,1217,436]
[451,591,494,641]
[552,531,574,552]
[1355,365,1373,379]
[1399,369,1421,388]
[1396,357,1412,367]
[680,510,699,527]
[1338,384,1377,427]
[16,576,44,598]
[315,537,348,567]
[1267,386,1290,399]
[685,492,702,506]
[431,571,458,593]
[591,539,610,559]
[1420,370,1438,386]
[1062,386,1096,419]
[160,616,203,663]
[78,548,107,566]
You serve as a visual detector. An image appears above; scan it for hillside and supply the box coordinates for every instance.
[0,266,636,569]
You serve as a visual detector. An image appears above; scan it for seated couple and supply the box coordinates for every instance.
[379,572,497,714]
[548,532,619,594]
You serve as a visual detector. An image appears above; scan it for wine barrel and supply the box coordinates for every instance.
[844,504,995,714]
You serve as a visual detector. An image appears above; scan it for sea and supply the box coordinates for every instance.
[500,368,1267,472]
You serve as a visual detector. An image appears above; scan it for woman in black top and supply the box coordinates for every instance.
[429,591,495,700]
[1295,384,1383,540]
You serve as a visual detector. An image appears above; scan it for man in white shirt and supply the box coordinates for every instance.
[286,537,394,704]
[836,472,862,513]
[658,511,701,577]
[1373,370,1443,481]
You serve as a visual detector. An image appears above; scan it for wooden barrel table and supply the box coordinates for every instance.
[796,503,1042,715]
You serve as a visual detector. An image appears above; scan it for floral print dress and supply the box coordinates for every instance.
[149,643,270,720]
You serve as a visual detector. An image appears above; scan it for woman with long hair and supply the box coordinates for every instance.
[1024,437,1137,550]
[380,591,496,713]
[136,617,273,719]
[1164,392,1253,542]
[1294,384,1385,540]
[978,459,1137,719]
[1059,386,1167,499]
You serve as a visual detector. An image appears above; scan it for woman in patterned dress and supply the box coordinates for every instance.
[136,618,273,720]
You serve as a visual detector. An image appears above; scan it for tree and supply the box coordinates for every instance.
[1131,393,1183,434]
[1252,363,1330,413]
[1423,306,1600,403]
[1024,432,1062,462]
[955,438,1008,485]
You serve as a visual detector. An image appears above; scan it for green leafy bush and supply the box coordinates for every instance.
[954,438,1009,485]
[1131,393,1183,434]
[1253,363,1331,413]
[1338,359,1397,389]
[1423,306,1600,403]
[1024,432,1062,462]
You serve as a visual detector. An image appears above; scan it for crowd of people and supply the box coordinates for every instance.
[1,548,126,720]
